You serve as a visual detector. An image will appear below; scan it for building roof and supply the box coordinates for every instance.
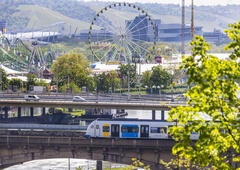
[0,63,27,75]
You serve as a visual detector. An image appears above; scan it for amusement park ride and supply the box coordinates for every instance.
[0,36,55,77]
[0,0,194,76]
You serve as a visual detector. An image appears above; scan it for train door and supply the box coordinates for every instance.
[140,125,149,138]
[102,124,110,137]
[111,124,120,138]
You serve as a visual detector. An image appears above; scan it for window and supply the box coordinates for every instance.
[121,126,139,133]
[103,126,109,132]
[150,127,167,134]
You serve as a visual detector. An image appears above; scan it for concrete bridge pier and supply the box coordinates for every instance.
[42,107,46,116]
[17,107,21,118]
[102,147,108,161]
[152,110,156,120]
[30,107,34,117]
[96,160,102,170]
[161,110,165,120]
[4,107,9,118]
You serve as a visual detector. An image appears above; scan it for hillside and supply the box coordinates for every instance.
[4,0,240,34]
[12,5,90,35]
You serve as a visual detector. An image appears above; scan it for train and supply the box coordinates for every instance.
[85,118,200,140]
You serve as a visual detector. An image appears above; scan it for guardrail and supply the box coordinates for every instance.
[0,123,87,131]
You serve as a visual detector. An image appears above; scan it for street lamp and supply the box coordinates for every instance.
[116,69,122,98]
[0,62,2,92]
[67,62,73,93]
[127,62,131,101]
[56,63,59,95]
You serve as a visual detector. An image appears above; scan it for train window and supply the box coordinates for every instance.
[121,126,139,133]
[150,127,167,133]
[121,127,128,132]
[103,126,109,132]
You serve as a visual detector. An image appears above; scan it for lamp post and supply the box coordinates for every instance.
[0,62,2,93]
[127,62,130,100]
[67,62,73,93]
[56,63,59,96]
[116,69,122,98]
[166,46,174,101]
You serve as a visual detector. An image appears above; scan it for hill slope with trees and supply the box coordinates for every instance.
[1,0,240,33]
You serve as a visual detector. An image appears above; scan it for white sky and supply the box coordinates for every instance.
[83,0,240,6]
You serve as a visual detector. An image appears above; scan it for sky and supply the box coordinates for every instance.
[83,0,240,6]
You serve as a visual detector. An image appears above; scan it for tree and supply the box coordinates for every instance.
[94,72,110,93]
[26,73,37,91]
[168,21,240,169]
[0,68,9,91]
[141,70,152,88]
[150,65,171,88]
[34,79,50,92]
[118,63,137,88]
[108,70,120,92]
[51,53,93,92]
[9,78,24,91]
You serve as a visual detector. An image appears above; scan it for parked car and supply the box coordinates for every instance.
[72,96,86,102]
[24,95,40,101]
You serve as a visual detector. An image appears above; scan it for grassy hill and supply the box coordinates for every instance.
[9,2,240,35]
[12,5,91,35]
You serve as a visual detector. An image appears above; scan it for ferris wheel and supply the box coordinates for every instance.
[88,2,157,63]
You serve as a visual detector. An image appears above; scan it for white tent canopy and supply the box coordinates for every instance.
[0,63,27,75]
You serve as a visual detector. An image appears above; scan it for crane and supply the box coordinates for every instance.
[71,27,78,38]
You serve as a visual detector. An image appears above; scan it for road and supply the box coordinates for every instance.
[0,92,185,103]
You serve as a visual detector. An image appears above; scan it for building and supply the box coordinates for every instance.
[157,23,203,43]
[203,29,228,43]
[78,15,203,44]
[125,15,160,42]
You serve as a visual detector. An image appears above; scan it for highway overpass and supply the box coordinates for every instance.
[0,99,183,111]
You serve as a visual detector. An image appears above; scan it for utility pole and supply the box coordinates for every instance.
[191,0,194,40]
[127,62,130,101]
[181,0,185,54]
[0,62,2,92]
[56,63,58,96]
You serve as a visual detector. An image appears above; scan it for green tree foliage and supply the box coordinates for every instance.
[26,73,36,91]
[122,158,150,170]
[51,53,93,92]
[168,21,240,169]
[108,70,120,91]
[150,65,172,88]
[94,72,109,93]
[34,79,50,92]
[118,64,137,88]
[94,70,120,93]
[0,68,9,90]
[160,156,209,170]
[26,73,49,91]
[9,78,24,91]
[141,70,152,88]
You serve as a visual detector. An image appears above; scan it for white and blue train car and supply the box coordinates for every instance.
[85,118,200,140]
[85,118,199,140]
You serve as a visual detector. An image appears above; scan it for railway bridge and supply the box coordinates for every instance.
[0,135,176,170]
